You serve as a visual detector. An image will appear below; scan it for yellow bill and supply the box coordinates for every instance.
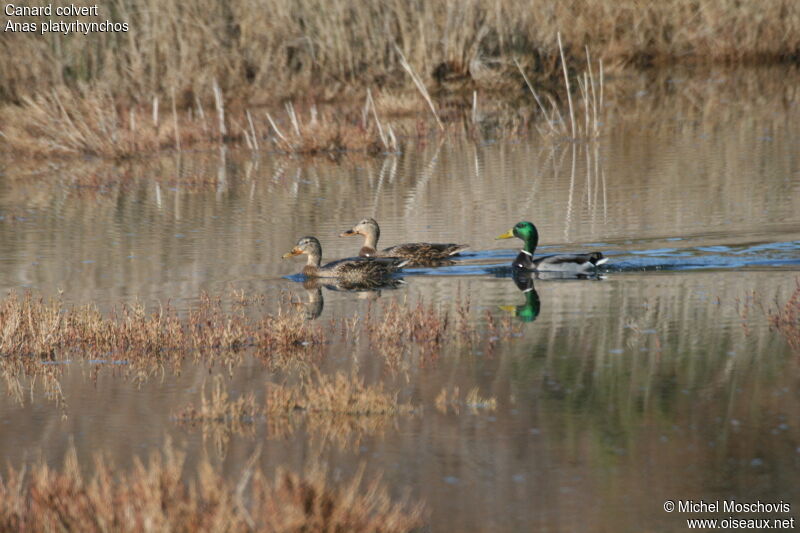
[282,247,302,259]
[495,229,514,240]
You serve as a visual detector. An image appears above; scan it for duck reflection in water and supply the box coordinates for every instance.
[293,278,405,321]
[297,281,325,320]
[498,273,542,323]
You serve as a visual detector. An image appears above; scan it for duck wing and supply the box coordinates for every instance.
[320,256,405,278]
[381,242,469,263]
[532,252,607,272]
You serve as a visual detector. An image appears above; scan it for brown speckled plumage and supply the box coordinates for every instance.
[283,236,405,281]
[340,218,468,266]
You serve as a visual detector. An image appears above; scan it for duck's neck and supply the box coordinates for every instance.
[306,252,322,268]
[359,246,377,257]
[362,228,379,250]
[520,232,538,255]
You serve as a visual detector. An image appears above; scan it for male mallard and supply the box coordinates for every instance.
[496,221,607,272]
[339,218,468,265]
[282,236,406,281]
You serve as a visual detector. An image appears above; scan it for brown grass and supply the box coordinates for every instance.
[363,296,519,363]
[0,89,398,158]
[176,371,412,422]
[268,371,416,449]
[0,443,424,532]
[764,279,800,354]
[0,87,217,158]
[366,300,453,361]
[174,375,259,456]
[0,290,519,369]
[266,371,413,417]
[465,387,498,414]
[0,291,323,396]
[175,372,414,453]
[0,290,520,413]
[0,291,322,363]
[2,0,797,105]
[435,386,497,415]
[175,375,259,424]
[3,0,799,157]
[435,386,461,415]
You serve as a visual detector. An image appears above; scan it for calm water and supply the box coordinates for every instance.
[2,67,800,532]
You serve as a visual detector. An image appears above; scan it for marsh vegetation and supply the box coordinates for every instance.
[0,443,424,532]
[2,0,800,157]
[1,5,800,532]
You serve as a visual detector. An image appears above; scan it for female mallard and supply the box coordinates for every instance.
[339,218,468,265]
[496,221,607,272]
[282,236,406,281]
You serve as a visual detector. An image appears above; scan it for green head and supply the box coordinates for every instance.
[496,221,539,253]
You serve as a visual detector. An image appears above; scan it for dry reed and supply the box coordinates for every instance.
[366,300,453,360]
[0,291,322,380]
[176,371,412,422]
[764,279,800,354]
[175,371,415,452]
[435,385,497,414]
[3,0,799,157]
[2,0,797,106]
[0,290,521,409]
[0,90,398,158]
[175,375,259,424]
[0,86,218,158]
[174,375,259,456]
[0,443,424,532]
[266,370,413,417]
[266,371,416,449]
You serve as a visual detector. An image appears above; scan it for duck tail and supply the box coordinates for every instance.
[448,244,470,256]
[589,252,608,266]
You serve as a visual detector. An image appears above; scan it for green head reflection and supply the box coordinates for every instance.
[498,274,541,322]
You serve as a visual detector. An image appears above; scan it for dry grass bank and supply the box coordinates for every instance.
[0,88,402,157]
[2,0,799,157]
[0,291,322,367]
[0,443,424,532]
[3,0,798,105]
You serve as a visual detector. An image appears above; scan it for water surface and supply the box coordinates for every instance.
[1,67,800,532]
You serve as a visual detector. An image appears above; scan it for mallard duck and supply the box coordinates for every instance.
[496,221,607,273]
[282,236,406,281]
[339,218,469,265]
